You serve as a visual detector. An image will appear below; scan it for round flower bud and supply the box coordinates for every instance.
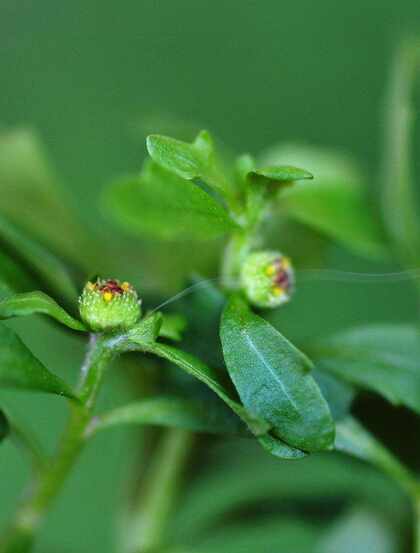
[79,278,141,332]
[240,251,294,308]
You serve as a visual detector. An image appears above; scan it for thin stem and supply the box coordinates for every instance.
[413,494,420,553]
[124,429,193,553]
[0,334,113,553]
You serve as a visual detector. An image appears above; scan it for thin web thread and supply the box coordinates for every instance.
[150,268,420,313]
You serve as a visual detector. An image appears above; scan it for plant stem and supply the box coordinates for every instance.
[0,334,113,553]
[413,494,420,553]
[124,429,193,553]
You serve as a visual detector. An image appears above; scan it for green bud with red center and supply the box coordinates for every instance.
[240,251,294,308]
[79,278,141,332]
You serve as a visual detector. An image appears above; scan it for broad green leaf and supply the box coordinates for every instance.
[0,291,86,331]
[172,447,404,541]
[381,39,420,267]
[248,165,313,186]
[103,162,236,241]
[159,314,187,342]
[0,408,10,442]
[0,323,76,399]
[147,342,269,437]
[0,128,96,267]
[335,417,416,496]
[88,396,246,437]
[184,519,318,553]
[220,296,334,452]
[146,130,232,196]
[0,214,78,303]
[259,143,388,259]
[318,507,398,553]
[312,324,420,414]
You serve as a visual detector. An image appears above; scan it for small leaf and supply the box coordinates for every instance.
[0,214,78,303]
[147,133,207,181]
[259,143,388,259]
[88,396,247,437]
[0,409,10,442]
[0,291,86,331]
[0,323,76,399]
[220,295,335,452]
[148,342,269,437]
[126,313,163,348]
[146,130,231,196]
[159,314,187,341]
[312,324,420,414]
[104,162,236,241]
[248,165,313,186]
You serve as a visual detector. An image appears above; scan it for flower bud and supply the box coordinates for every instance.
[79,278,141,332]
[240,251,294,308]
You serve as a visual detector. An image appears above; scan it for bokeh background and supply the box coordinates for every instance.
[1,1,420,551]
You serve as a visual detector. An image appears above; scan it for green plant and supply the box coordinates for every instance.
[1,40,420,553]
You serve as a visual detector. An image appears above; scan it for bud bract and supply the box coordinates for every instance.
[79,278,141,332]
[240,251,294,308]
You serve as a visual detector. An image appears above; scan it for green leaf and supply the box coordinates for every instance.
[103,162,236,241]
[184,519,318,553]
[312,324,420,414]
[159,314,187,342]
[172,447,404,542]
[1,407,46,473]
[0,323,76,399]
[258,433,306,460]
[146,130,231,196]
[220,295,334,452]
[0,291,86,331]
[88,396,247,437]
[0,408,10,442]
[381,39,420,267]
[313,368,355,421]
[335,416,416,495]
[319,507,399,553]
[0,214,78,303]
[146,131,210,181]
[0,128,95,267]
[248,165,313,186]
[126,313,163,348]
[147,342,269,437]
[259,143,388,259]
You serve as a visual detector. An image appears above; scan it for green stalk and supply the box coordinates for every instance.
[413,494,420,553]
[123,429,193,553]
[0,334,114,553]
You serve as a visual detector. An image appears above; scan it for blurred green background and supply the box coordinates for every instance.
[1,1,420,551]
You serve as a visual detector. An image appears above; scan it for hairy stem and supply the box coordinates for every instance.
[0,334,113,553]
